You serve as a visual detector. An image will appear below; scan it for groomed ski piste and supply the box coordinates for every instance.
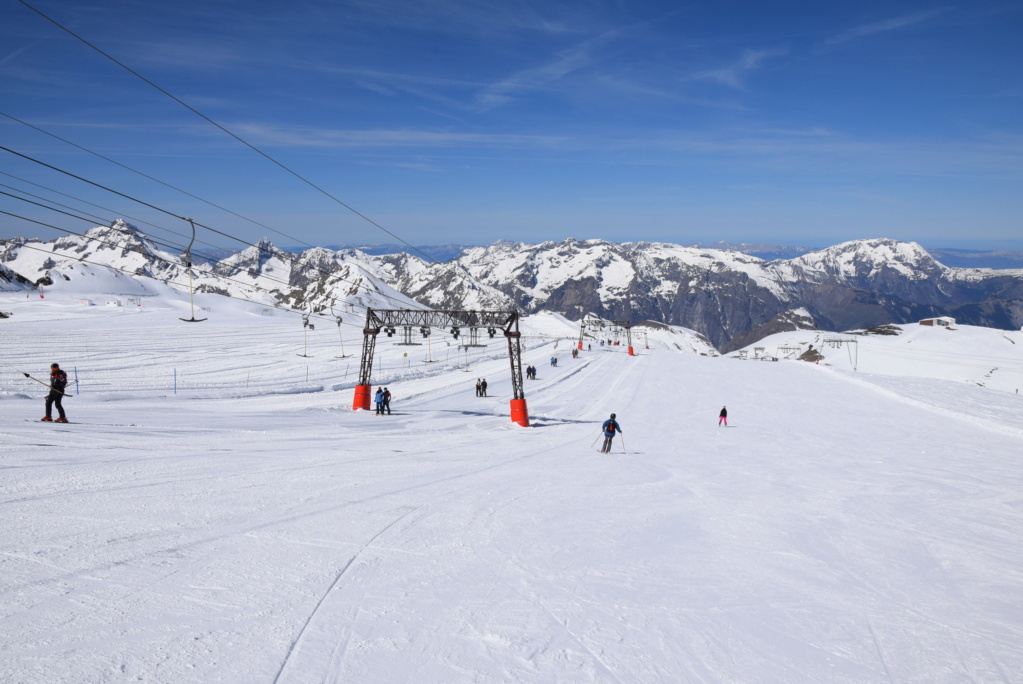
[3,291,1023,683]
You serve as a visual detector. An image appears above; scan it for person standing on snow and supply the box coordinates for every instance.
[600,413,622,453]
[41,362,68,422]
[382,387,392,414]
[374,387,384,415]
[480,378,488,397]
[718,406,728,426]
[475,378,482,397]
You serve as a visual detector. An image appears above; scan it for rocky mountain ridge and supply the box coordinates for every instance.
[2,223,1022,351]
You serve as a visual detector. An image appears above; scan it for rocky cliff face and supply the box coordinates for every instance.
[0,261,32,291]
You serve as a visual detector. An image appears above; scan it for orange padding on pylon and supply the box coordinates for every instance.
[628,346,635,356]
[509,398,530,427]
[353,384,373,411]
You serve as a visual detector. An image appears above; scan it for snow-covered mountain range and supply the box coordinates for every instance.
[3,221,1022,351]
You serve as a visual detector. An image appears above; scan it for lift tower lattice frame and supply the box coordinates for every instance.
[353,308,529,426]
[577,316,635,356]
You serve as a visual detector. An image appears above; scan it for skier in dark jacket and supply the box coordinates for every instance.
[480,378,488,397]
[42,362,68,422]
[718,406,727,426]
[600,413,622,453]
[382,387,392,414]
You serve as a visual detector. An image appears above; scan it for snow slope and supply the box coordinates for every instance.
[739,322,1023,395]
[2,292,1023,683]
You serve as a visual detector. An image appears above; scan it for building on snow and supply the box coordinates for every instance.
[919,316,956,328]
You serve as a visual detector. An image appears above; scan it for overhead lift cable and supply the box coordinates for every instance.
[0,208,359,319]
[0,224,356,329]
[11,5,500,305]
[0,145,432,312]
[15,0,439,266]
[1,113,422,310]
[1,207,422,322]
[0,182,113,228]
[0,169,228,256]
[1,110,310,252]
[0,189,235,271]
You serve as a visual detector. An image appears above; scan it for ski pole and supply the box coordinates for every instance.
[1,360,72,396]
[591,434,602,448]
[620,434,626,455]
[21,373,71,396]
[0,357,65,394]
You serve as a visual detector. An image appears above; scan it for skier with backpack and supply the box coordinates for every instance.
[41,362,69,422]
[600,413,622,453]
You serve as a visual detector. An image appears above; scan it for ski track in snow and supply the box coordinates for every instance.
[2,301,1023,682]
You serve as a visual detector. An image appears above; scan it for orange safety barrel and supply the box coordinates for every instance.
[509,398,530,427]
[352,384,373,410]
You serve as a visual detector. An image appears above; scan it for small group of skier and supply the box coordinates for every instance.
[525,365,537,380]
[374,387,392,414]
[475,378,488,397]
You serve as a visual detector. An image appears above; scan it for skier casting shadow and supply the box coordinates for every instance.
[600,413,622,453]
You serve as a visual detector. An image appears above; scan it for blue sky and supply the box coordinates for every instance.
[2,0,1021,253]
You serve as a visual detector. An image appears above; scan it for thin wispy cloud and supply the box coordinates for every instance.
[825,9,949,45]
[321,65,484,110]
[473,44,596,111]
[689,48,787,89]
[1,44,34,67]
[323,66,484,91]
[116,39,244,71]
[472,29,622,111]
[595,75,747,110]
[334,0,587,40]
[235,124,566,149]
